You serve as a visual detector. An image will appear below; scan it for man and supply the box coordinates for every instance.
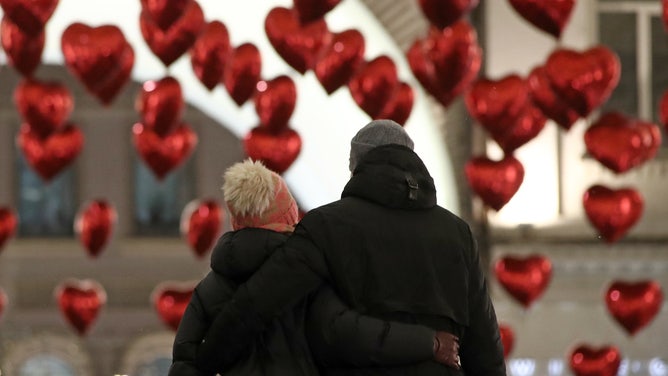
[197,119,506,375]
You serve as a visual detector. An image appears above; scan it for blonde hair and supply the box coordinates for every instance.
[222,159,276,217]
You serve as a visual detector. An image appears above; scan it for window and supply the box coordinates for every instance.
[16,151,76,237]
[17,355,76,376]
[598,0,667,146]
[133,156,196,237]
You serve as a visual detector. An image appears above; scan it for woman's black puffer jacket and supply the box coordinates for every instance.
[169,227,436,375]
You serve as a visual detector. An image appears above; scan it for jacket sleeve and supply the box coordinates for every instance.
[169,272,223,376]
[195,223,328,374]
[460,226,507,376]
[306,285,435,367]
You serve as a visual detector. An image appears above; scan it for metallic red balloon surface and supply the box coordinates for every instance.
[0,0,58,36]
[315,28,365,94]
[657,89,668,132]
[55,279,106,336]
[348,55,400,118]
[190,21,231,91]
[605,280,663,336]
[254,75,297,132]
[61,23,134,103]
[265,6,330,74]
[528,66,581,130]
[376,81,414,126]
[75,200,117,258]
[544,46,620,117]
[243,126,302,174]
[1,16,44,77]
[464,155,524,211]
[224,43,262,106]
[498,324,515,358]
[152,282,194,331]
[16,122,84,181]
[494,254,552,308]
[0,288,6,321]
[91,45,135,106]
[140,0,191,31]
[569,344,621,376]
[418,0,479,30]
[293,0,342,24]
[465,74,546,153]
[136,76,185,137]
[466,75,529,129]
[14,78,73,139]
[140,0,205,67]
[407,21,482,108]
[508,0,575,38]
[0,207,18,253]
[584,112,661,174]
[582,185,643,243]
[133,122,198,180]
[181,199,223,259]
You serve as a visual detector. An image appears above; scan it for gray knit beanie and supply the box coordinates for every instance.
[349,119,414,172]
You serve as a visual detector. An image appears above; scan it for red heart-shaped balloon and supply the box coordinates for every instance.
[465,74,547,153]
[376,81,414,126]
[190,21,231,91]
[407,22,482,108]
[293,0,342,24]
[61,23,134,97]
[508,0,575,39]
[140,0,190,31]
[16,122,84,181]
[494,254,552,308]
[244,126,302,174]
[152,281,195,331]
[418,0,479,30]
[499,324,515,358]
[1,16,44,77]
[14,78,73,139]
[180,199,223,259]
[136,76,184,137]
[75,200,117,258]
[132,122,198,180]
[605,280,663,336]
[224,42,262,106]
[140,0,205,67]
[255,75,297,132]
[496,106,547,154]
[528,66,581,130]
[544,46,620,117]
[314,28,365,94]
[659,89,668,131]
[348,55,400,118]
[0,287,6,321]
[0,0,58,36]
[466,75,530,130]
[265,6,330,74]
[582,185,643,243]
[0,207,18,253]
[91,45,134,106]
[569,344,621,376]
[464,155,524,211]
[55,279,106,336]
[585,112,661,174]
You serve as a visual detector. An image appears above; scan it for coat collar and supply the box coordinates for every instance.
[342,144,437,209]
